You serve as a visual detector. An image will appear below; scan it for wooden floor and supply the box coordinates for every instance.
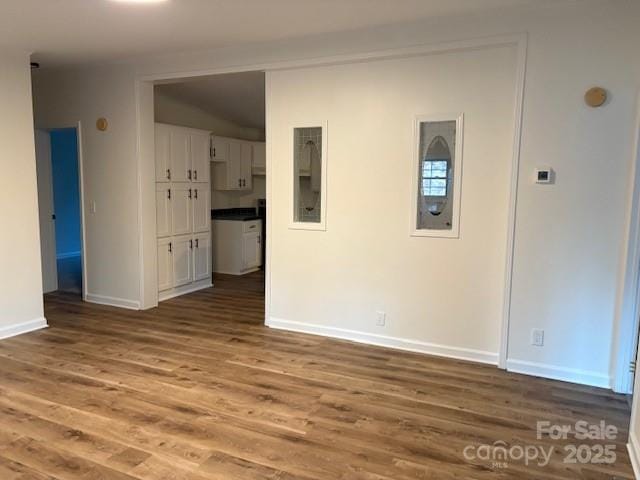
[0,272,633,479]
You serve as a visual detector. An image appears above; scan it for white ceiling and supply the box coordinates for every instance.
[156,72,266,129]
[0,0,573,67]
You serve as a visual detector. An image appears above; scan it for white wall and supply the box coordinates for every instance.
[31,1,640,388]
[154,90,264,141]
[32,65,141,309]
[0,50,47,337]
[267,45,518,363]
[134,0,639,387]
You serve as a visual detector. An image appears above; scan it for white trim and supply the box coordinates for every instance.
[499,35,528,369]
[628,431,640,480]
[410,112,464,239]
[85,293,141,310]
[267,317,498,365]
[264,72,273,325]
[288,120,328,231]
[138,34,527,82]
[76,121,88,303]
[158,280,213,302]
[135,79,146,310]
[506,359,610,389]
[36,122,87,299]
[56,251,81,260]
[611,90,640,394]
[213,269,260,276]
[0,318,48,340]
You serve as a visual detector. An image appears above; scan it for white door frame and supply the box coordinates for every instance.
[134,34,528,368]
[35,122,88,300]
[35,129,58,293]
[611,91,640,394]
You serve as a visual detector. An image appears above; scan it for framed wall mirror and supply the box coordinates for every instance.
[290,121,328,230]
[411,113,464,238]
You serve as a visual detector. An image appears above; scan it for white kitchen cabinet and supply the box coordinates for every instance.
[240,142,252,190]
[212,219,262,275]
[192,186,210,233]
[211,136,230,162]
[155,124,171,182]
[252,142,266,175]
[171,184,193,236]
[156,183,172,238]
[242,231,261,271]
[172,235,193,288]
[157,237,173,292]
[155,123,212,302]
[170,129,191,182]
[193,232,211,282]
[212,137,255,191]
[191,133,210,183]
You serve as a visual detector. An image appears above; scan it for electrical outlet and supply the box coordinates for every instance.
[531,329,544,347]
[376,311,386,327]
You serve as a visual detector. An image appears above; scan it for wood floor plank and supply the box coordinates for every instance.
[0,272,632,479]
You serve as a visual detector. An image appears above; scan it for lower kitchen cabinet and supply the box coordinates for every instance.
[157,233,212,300]
[212,219,262,275]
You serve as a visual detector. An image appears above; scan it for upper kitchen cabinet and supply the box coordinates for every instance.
[190,132,211,183]
[212,137,254,191]
[170,128,191,182]
[155,123,213,183]
[252,142,266,175]
[211,136,230,162]
[155,124,171,182]
[212,136,264,191]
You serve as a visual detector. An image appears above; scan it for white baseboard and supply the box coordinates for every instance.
[266,317,498,365]
[628,431,640,480]
[158,281,213,302]
[85,293,140,310]
[56,251,81,260]
[0,317,48,340]
[506,359,611,389]
[213,268,260,276]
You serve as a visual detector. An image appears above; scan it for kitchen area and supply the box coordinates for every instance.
[210,136,266,278]
[153,71,267,302]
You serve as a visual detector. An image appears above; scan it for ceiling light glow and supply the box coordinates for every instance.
[109,0,169,4]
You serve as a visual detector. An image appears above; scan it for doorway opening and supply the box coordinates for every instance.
[35,127,85,297]
[152,71,266,304]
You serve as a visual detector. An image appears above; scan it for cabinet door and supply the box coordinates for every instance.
[156,184,172,238]
[191,133,210,183]
[157,237,173,292]
[171,184,193,236]
[252,142,266,171]
[170,129,191,182]
[240,142,253,190]
[192,187,210,233]
[227,141,242,189]
[193,232,211,282]
[242,231,261,270]
[155,124,171,182]
[211,136,230,162]
[172,235,193,288]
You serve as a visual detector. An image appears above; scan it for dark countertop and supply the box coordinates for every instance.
[213,214,261,221]
[212,208,262,222]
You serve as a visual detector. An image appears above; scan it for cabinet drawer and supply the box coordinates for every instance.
[242,220,261,233]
